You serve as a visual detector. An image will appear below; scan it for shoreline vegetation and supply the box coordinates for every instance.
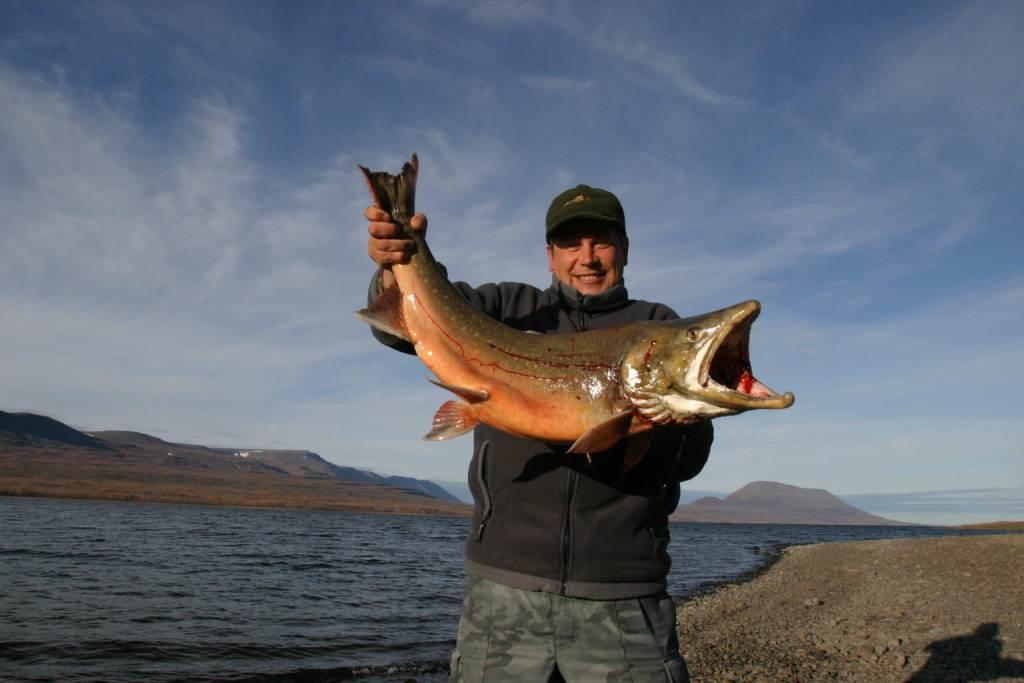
[5,447,1024,529]
[4,441,1023,528]
[675,534,1024,682]
[959,521,1024,531]
[0,448,470,516]
[6,411,1021,527]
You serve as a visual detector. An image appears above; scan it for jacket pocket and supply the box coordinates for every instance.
[474,441,493,541]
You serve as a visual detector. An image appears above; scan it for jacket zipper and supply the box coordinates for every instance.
[475,442,492,541]
[559,467,579,594]
[559,305,586,594]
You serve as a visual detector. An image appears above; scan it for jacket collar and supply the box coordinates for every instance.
[549,275,630,313]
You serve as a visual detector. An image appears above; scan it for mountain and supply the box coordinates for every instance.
[672,481,910,526]
[1,410,111,450]
[0,411,466,513]
[434,479,473,504]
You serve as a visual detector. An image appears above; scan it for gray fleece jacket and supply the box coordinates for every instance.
[368,271,713,599]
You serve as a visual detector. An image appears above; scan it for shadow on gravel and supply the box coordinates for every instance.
[906,623,1024,682]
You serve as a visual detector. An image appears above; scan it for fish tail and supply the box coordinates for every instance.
[358,154,418,226]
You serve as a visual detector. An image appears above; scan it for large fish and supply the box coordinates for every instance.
[357,154,794,466]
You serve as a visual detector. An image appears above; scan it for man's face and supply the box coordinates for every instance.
[546,222,628,295]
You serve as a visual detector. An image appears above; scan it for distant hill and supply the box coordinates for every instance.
[1,410,110,450]
[0,411,466,514]
[435,479,473,504]
[201,448,460,503]
[378,475,459,502]
[672,481,910,526]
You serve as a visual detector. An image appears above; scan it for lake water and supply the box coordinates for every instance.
[0,496,1005,682]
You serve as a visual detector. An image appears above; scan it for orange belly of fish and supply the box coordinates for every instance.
[407,319,599,442]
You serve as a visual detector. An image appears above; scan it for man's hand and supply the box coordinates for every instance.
[366,206,427,268]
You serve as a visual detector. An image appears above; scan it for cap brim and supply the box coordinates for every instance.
[547,213,625,238]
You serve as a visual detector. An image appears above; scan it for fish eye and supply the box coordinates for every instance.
[686,328,699,342]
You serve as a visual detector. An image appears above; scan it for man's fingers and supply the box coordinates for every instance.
[409,213,428,232]
[368,220,406,239]
[365,205,426,232]
[363,206,425,267]
[374,237,413,254]
[364,206,390,222]
[368,236,414,266]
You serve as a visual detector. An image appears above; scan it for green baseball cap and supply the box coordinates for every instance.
[545,184,626,241]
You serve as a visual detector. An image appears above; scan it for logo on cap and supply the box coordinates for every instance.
[563,194,589,207]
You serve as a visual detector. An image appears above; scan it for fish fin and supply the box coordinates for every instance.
[428,379,489,403]
[622,430,654,472]
[424,400,479,441]
[568,410,634,455]
[355,283,411,342]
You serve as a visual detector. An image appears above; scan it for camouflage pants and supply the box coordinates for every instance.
[449,575,689,683]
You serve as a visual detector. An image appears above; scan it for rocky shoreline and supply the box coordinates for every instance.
[676,534,1024,682]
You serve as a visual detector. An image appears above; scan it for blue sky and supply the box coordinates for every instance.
[1,1,1021,525]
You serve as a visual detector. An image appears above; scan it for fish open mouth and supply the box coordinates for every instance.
[698,301,795,410]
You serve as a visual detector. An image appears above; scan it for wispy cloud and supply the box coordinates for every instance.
[461,0,550,26]
[519,73,595,92]
[431,0,738,106]
[0,60,389,451]
[849,2,1024,142]
[363,55,446,83]
[1,67,254,297]
[584,32,740,107]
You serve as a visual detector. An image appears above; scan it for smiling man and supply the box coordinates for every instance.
[364,183,714,683]
[545,185,628,296]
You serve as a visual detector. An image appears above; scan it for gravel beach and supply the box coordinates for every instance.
[676,534,1024,682]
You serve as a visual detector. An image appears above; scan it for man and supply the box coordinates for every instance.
[364,184,713,683]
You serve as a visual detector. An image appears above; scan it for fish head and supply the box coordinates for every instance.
[621,300,795,425]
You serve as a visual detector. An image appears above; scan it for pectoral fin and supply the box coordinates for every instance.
[568,410,634,455]
[355,283,411,342]
[428,379,489,403]
[424,400,479,441]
